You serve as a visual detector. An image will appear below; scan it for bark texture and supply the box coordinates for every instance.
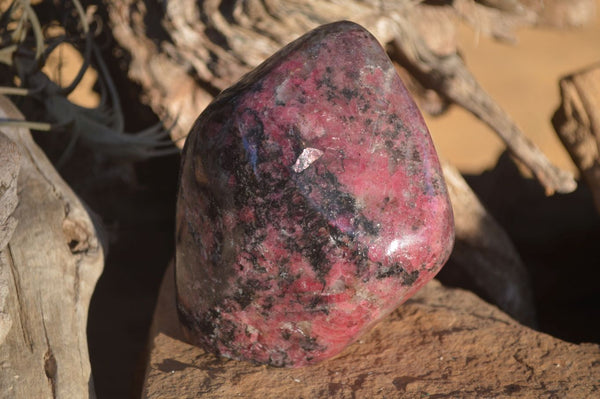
[105,0,584,194]
[0,95,104,398]
[0,131,20,345]
[553,64,600,214]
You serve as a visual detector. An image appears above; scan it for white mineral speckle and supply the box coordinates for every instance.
[292,148,324,172]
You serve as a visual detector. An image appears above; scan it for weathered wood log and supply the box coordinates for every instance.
[0,132,19,253]
[141,263,600,398]
[0,95,104,398]
[553,64,600,214]
[105,0,578,194]
[0,131,20,345]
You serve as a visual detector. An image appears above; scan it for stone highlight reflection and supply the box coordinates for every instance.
[175,21,454,367]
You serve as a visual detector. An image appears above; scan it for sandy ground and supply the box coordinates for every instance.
[425,8,600,175]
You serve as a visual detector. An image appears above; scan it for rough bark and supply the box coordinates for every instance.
[0,95,104,398]
[0,131,19,345]
[0,132,19,252]
[105,0,579,194]
[105,0,539,324]
[141,263,600,398]
[553,63,600,214]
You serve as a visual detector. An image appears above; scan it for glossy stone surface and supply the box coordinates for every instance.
[175,21,454,367]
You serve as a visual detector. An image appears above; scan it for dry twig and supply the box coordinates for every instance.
[106,0,580,194]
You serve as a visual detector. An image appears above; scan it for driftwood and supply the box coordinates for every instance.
[105,0,540,321]
[0,132,19,253]
[105,0,580,194]
[0,95,104,398]
[0,131,20,345]
[553,64,600,214]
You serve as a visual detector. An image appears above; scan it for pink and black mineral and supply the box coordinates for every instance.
[175,21,454,367]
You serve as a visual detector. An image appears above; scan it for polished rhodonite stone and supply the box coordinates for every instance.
[175,21,454,367]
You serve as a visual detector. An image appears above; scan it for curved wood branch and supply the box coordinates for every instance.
[0,131,20,345]
[388,19,577,194]
[553,64,600,212]
[106,0,577,194]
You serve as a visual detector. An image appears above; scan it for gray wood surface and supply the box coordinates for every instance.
[0,95,104,398]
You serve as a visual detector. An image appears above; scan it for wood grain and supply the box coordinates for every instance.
[0,96,104,398]
[553,64,600,213]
